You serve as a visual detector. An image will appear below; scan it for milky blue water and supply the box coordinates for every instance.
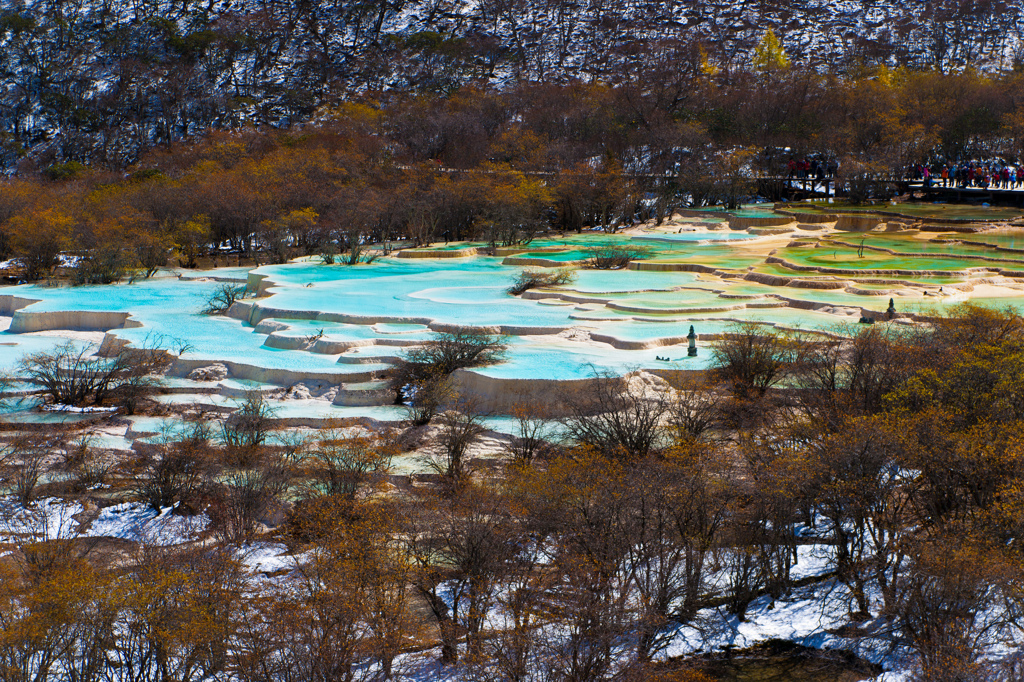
[0,227,1021,387]
[631,231,756,242]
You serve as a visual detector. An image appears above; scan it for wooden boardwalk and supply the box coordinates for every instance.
[417,165,1024,206]
[904,182,1024,207]
[759,178,1024,207]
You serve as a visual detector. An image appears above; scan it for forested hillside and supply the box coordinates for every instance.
[2,0,1022,169]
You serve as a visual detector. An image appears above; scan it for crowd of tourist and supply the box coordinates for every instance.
[910,162,1023,189]
[787,157,839,180]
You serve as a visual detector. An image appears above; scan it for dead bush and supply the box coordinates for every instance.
[135,422,212,510]
[710,324,799,399]
[221,391,277,456]
[212,456,291,544]
[559,371,670,461]
[584,245,652,269]
[19,339,172,409]
[201,283,247,315]
[303,428,395,499]
[507,267,576,295]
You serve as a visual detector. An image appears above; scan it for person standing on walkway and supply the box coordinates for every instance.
[941,166,949,187]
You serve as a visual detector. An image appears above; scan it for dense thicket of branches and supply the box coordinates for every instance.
[4,306,1024,680]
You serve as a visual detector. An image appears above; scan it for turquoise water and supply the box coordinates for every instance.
[0,396,101,424]
[788,202,1024,221]
[473,338,715,378]
[777,245,999,272]
[515,251,585,262]
[825,234,1024,263]
[631,231,757,242]
[567,269,701,292]
[3,221,1024,388]
[0,333,89,371]
[961,231,1024,250]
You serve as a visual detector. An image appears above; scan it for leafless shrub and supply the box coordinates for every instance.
[275,429,310,462]
[303,427,394,499]
[202,283,247,315]
[559,370,670,461]
[894,543,997,682]
[406,487,516,664]
[507,267,576,295]
[19,341,124,406]
[222,391,277,453]
[319,243,337,264]
[405,374,455,426]
[502,404,554,466]
[792,325,920,428]
[393,329,506,424]
[57,435,114,492]
[710,324,799,399]
[484,220,538,249]
[669,376,723,442]
[214,456,291,544]
[135,421,212,510]
[19,339,171,408]
[111,349,174,414]
[583,245,652,269]
[402,328,508,379]
[428,407,486,493]
[0,434,62,505]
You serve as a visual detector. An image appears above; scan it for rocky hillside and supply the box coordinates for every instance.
[1,0,1021,168]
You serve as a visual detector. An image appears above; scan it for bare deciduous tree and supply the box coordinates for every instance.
[429,407,486,493]
[135,422,212,510]
[669,375,723,442]
[560,370,670,461]
[502,404,554,466]
[202,283,247,315]
[507,268,576,296]
[710,324,798,399]
[214,455,291,545]
[303,427,394,499]
[20,341,168,407]
[222,391,278,456]
[0,435,61,506]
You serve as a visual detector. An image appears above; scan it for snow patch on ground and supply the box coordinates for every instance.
[661,580,853,656]
[0,497,84,541]
[43,404,118,413]
[236,542,301,574]
[84,502,209,544]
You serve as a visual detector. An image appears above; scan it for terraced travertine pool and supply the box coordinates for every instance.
[3,209,1024,421]
[775,245,1013,272]
[780,201,1024,222]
